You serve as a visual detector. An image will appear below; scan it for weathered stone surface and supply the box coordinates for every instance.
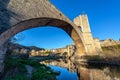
[0,18,86,54]
[94,38,102,53]
[7,0,70,25]
[74,14,102,55]
[0,0,10,34]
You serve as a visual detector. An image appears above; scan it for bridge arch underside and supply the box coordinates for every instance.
[0,17,86,54]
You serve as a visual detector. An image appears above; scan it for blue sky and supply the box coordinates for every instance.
[16,0,120,49]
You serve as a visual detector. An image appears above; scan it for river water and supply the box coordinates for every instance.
[40,59,120,80]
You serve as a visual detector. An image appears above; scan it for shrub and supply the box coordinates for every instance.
[4,57,60,80]
[5,74,27,80]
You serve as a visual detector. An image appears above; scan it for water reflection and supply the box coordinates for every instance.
[49,65,77,80]
[40,59,120,80]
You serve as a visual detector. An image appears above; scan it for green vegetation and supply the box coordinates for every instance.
[5,74,27,80]
[3,57,60,80]
[84,44,120,68]
[45,50,52,54]
[102,44,120,51]
[31,67,59,80]
[102,44,120,57]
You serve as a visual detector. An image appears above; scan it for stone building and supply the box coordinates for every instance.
[51,44,76,56]
[94,38,102,52]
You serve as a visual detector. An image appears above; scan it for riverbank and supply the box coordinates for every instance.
[73,44,120,67]
[29,55,63,62]
[74,55,120,69]
[1,57,60,80]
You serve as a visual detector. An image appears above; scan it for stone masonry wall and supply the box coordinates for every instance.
[74,14,98,54]
[94,38,102,53]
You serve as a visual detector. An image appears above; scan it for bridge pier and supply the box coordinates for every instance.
[0,45,7,75]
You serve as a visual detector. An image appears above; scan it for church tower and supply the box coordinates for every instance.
[74,13,96,54]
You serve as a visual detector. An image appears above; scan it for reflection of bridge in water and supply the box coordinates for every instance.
[40,59,120,80]
[40,59,76,72]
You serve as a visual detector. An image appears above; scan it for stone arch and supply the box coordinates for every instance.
[0,17,86,54]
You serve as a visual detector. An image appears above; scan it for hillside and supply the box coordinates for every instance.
[8,42,45,55]
[102,44,120,57]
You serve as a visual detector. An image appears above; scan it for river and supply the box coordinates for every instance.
[40,59,120,80]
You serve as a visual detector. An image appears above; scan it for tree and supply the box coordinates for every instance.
[119,38,120,41]
[10,33,25,43]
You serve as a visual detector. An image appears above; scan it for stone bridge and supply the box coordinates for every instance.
[0,0,102,73]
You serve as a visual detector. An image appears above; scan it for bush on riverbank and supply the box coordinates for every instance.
[102,44,120,58]
[84,55,120,68]
[82,44,120,67]
[3,57,60,80]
